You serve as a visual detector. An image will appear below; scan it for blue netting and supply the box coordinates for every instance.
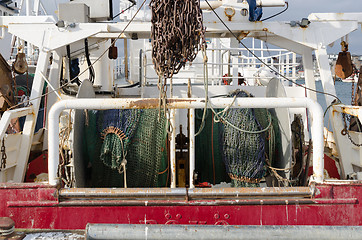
[219,90,269,187]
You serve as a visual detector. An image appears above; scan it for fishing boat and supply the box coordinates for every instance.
[0,0,361,239]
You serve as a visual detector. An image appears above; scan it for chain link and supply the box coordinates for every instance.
[351,76,355,105]
[342,113,362,147]
[0,138,7,170]
[150,0,205,81]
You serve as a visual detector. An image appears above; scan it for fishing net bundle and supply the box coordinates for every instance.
[85,109,168,188]
[219,90,272,187]
[150,0,205,80]
[99,109,141,171]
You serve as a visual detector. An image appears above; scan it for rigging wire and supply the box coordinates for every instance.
[9,0,341,112]
[8,0,148,110]
[260,1,289,22]
[113,1,136,20]
[204,0,341,104]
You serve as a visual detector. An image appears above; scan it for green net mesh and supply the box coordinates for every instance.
[195,91,276,187]
[195,109,230,184]
[84,109,168,188]
[125,109,168,187]
[219,90,271,187]
[99,109,141,171]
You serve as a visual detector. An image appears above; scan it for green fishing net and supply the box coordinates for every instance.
[195,109,230,184]
[219,90,271,187]
[195,90,276,187]
[84,109,168,188]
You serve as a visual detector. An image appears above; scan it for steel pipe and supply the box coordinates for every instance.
[189,108,195,188]
[59,187,311,199]
[86,224,362,240]
[170,109,177,188]
[48,97,324,186]
[256,0,286,7]
[59,188,187,198]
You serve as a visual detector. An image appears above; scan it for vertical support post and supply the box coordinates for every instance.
[33,0,40,15]
[286,52,290,80]
[232,57,238,86]
[43,50,61,150]
[170,109,177,188]
[315,45,350,177]
[25,0,34,59]
[278,51,282,76]
[292,53,297,82]
[260,40,264,59]
[315,46,337,105]
[25,0,31,16]
[302,49,317,100]
[189,108,195,189]
[13,50,50,182]
[124,39,128,80]
[230,38,238,85]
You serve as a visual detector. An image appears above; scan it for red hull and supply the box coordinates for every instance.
[0,182,361,230]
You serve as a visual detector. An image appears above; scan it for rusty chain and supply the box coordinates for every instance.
[342,113,362,147]
[351,77,355,105]
[150,0,205,81]
[0,139,7,171]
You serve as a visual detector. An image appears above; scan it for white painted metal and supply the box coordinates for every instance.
[48,97,324,186]
[189,108,195,189]
[314,46,355,177]
[170,109,177,188]
[79,40,114,91]
[308,13,362,23]
[13,50,50,182]
[2,12,358,52]
[302,49,317,101]
[43,51,62,150]
[0,107,34,140]
[331,105,362,177]
[266,79,291,176]
[256,0,286,7]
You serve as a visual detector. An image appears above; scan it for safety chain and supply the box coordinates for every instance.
[0,139,7,171]
[342,113,362,147]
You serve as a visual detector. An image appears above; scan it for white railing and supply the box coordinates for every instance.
[114,42,300,86]
[48,97,324,186]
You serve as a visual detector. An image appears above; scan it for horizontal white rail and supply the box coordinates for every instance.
[0,106,34,140]
[48,97,324,186]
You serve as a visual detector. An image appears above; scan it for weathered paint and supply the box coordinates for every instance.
[0,182,361,230]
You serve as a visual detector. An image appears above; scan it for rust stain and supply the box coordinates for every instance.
[128,99,197,109]
[237,31,250,40]
[128,99,159,109]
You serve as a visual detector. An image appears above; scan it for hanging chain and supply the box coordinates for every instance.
[351,77,355,105]
[0,139,7,170]
[150,0,205,81]
[151,0,205,139]
[351,65,358,105]
[342,113,362,147]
